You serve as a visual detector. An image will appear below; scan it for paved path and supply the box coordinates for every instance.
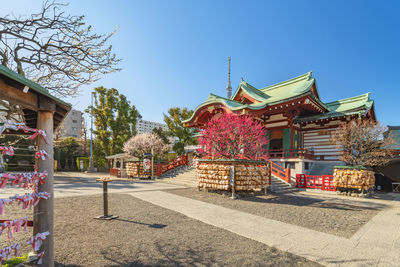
[129,190,400,267]
[0,173,184,198]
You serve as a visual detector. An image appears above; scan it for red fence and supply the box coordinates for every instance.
[296,174,336,191]
[270,161,291,184]
[156,155,188,176]
[110,168,120,177]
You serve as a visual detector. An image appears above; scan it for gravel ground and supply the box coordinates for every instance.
[165,188,388,238]
[1,193,321,267]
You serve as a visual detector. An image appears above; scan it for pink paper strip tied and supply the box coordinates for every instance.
[0,243,20,263]
[0,171,48,190]
[0,146,14,156]
[0,191,51,215]
[35,150,49,161]
[27,231,49,252]
[15,124,49,144]
[0,217,28,239]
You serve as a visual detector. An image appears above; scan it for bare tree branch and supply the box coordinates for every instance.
[0,0,121,97]
[331,119,395,167]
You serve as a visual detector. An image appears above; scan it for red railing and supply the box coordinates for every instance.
[270,161,291,184]
[267,149,314,160]
[156,155,189,176]
[296,174,336,191]
[110,168,120,177]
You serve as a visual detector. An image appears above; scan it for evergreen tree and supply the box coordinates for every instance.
[163,107,197,155]
[87,87,141,158]
[152,127,171,144]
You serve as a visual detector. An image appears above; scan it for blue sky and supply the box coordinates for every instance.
[2,0,400,126]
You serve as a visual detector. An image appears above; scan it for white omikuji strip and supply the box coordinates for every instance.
[129,190,400,267]
[0,217,28,239]
[0,243,20,263]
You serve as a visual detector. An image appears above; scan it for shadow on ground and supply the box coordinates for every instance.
[115,218,167,229]
[101,242,217,267]
[239,194,387,211]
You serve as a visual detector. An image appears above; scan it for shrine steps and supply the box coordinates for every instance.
[270,175,299,194]
[157,166,197,187]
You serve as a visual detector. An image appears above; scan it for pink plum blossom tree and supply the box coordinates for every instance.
[198,113,268,160]
[123,133,171,159]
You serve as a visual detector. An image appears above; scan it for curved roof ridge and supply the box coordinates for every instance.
[325,92,371,106]
[232,80,269,102]
[209,93,241,103]
[260,71,312,92]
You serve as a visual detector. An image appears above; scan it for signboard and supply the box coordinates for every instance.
[230,165,235,186]
[79,160,84,171]
[143,159,151,171]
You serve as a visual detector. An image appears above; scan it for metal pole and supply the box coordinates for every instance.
[90,92,93,160]
[88,92,95,172]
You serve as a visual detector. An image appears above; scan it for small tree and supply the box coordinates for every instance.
[198,113,268,160]
[152,127,171,144]
[163,107,197,155]
[54,137,80,169]
[331,119,395,167]
[123,133,171,160]
[87,86,141,158]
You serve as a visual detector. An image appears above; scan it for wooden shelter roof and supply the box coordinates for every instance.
[0,65,71,130]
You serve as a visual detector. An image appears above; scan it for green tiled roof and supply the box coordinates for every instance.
[184,71,374,125]
[184,72,324,124]
[259,72,315,102]
[295,93,374,123]
[0,64,71,108]
[231,72,325,107]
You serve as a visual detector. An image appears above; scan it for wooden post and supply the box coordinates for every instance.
[120,158,124,178]
[103,181,108,216]
[34,110,54,267]
[151,147,154,179]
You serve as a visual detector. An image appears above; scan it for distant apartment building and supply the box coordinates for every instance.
[57,109,83,138]
[136,119,168,135]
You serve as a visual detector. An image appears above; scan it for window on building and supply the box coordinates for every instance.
[72,120,77,123]
[72,127,77,131]
[285,162,295,169]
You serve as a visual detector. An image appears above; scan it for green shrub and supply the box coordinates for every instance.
[1,254,28,267]
[96,157,106,168]
[76,157,90,171]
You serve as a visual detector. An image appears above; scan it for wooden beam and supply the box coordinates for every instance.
[0,78,38,111]
[38,95,56,112]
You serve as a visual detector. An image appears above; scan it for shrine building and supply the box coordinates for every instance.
[183,71,376,178]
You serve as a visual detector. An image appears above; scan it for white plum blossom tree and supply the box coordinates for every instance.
[123,133,171,159]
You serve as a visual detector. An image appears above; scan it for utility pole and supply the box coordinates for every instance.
[88,92,95,172]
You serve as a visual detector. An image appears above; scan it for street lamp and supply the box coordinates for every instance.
[88,91,95,172]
